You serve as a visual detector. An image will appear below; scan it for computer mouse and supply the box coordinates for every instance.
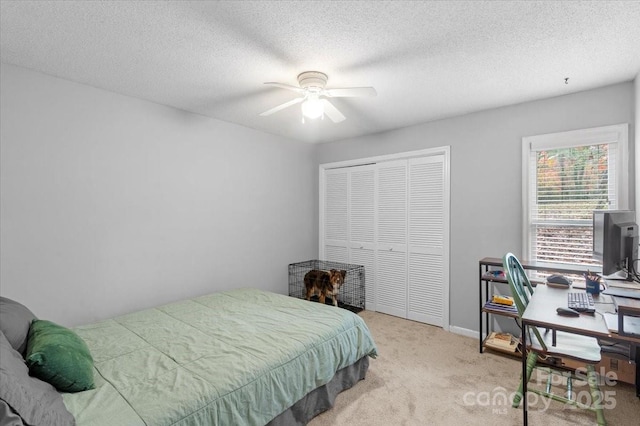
[556,307,580,317]
[547,274,572,286]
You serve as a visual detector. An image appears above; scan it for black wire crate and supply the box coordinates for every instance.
[288,260,365,313]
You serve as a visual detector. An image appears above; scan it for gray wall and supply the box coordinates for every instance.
[315,82,635,333]
[0,63,317,327]
[0,61,634,334]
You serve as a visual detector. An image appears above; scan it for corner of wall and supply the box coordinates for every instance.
[635,72,640,216]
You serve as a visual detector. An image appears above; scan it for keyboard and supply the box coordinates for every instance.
[567,292,596,313]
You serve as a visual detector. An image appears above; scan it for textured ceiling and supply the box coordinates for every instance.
[1,1,640,144]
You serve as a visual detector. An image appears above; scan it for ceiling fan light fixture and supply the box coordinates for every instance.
[261,71,374,124]
[301,95,324,119]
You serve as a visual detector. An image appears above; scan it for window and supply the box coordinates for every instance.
[522,124,629,267]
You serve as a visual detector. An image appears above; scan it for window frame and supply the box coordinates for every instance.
[521,123,629,264]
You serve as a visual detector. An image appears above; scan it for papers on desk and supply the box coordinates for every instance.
[602,287,640,300]
[603,312,640,335]
[605,279,640,290]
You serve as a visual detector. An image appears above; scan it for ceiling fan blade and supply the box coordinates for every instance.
[264,82,306,94]
[321,99,346,123]
[259,97,304,116]
[324,87,377,98]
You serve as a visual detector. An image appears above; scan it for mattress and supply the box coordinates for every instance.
[62,288,378,426]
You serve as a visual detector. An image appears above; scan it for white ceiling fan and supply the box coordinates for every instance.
[259,71,377,123]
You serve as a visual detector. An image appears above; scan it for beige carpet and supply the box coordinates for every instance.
[309,311,638,426]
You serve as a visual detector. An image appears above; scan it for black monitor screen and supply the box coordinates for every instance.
[593,210,639,280]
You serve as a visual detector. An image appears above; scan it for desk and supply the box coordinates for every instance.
[520,285,640,425]
[478,257,598,354]
[604,281,640,339]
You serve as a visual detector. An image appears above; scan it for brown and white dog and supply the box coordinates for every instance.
[304,269,346,306]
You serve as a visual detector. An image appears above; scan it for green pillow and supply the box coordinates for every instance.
[25,319,95,393]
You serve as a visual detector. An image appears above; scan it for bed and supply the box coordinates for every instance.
[1,288,378,426]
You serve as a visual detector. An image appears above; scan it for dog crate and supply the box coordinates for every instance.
[288,260,365,313]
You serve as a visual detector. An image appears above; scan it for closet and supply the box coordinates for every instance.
[320,148,449,328]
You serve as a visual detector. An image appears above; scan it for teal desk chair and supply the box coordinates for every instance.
[502,252,606,425]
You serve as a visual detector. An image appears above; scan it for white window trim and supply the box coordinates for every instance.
[521,123,629,261]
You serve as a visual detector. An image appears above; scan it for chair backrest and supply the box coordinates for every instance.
[502,252,547,351]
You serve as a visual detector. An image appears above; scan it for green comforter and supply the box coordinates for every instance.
[62,288,378,426]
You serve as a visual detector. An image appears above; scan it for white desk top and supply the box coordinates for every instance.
[522,284,640,345]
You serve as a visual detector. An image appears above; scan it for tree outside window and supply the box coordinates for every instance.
[533,145,610,266]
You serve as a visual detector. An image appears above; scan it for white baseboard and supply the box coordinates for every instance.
[449,325,478,340]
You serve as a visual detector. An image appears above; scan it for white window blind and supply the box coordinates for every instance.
[523,124,629,267]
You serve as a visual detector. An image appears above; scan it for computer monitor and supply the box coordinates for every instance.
[592,210,639,280]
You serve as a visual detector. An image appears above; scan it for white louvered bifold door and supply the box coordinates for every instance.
[320,149,449,327]
[375,160,408,318]
[407,155,446,326]
[324,169,349,263]
[348,165,377,310]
